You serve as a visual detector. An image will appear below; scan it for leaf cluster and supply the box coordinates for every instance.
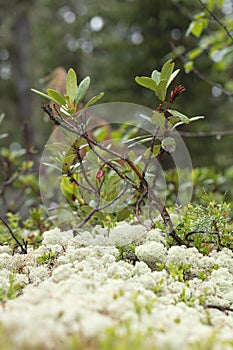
[32,68,104,117]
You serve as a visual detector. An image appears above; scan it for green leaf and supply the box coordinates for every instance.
[117,208,132,222]
[144,145,161,159]
[167,69,180,87]
[168,109,190,124]
[75,76,91,103]
[47,89,66,105]
[184,61,194,73]
[151,110,165,127]
[161,137,176,153]
[135,76,158,92]
[66,68,77,103]
[161,59,175,82]
[80,205,92,214]
[21,160,34,171]
[79,92,104,115]
[188,48,202,60]
[151,70,160,84]
[217,0,224,7]
[92,126,108,142]
[31,89,51,101]
[156,79,167,101]
[207,0,215,11]
[85,92,104,108]
[186,18,207,38]
[32,88,67,106]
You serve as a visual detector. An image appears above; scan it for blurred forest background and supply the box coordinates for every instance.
[0,0,233,169]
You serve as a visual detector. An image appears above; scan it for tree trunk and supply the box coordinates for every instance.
[13,6,33,143]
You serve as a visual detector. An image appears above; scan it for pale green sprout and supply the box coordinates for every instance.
[31,68,104,117]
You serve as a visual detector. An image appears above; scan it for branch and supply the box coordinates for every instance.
[142,126,160,176]
[197,0,233,42]
[75,182,128,230]
[179,129,233,137]
[205,304,233,313]
[0,216,27,254]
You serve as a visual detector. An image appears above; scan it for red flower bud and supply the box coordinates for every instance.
[170,85,186,104]
[96,169,105,180]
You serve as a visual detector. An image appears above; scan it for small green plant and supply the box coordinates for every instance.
[0,274,26,302]
[36,251,55,266]
[116,244,137,264]
[158,262,192,282]
[32,61,204,246]
[169,196,233,253]
[0,207,51,254]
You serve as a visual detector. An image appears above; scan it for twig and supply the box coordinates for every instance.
[197,0,233,42]
[205,304,233,313]
[185,230,219,239]
[0,216,27,254]
[75,182,128,229]
[73,144,97,193]
[179,129,233,137]
[23,121,32,159]
[84,134,138,188]
[142,126,160,177]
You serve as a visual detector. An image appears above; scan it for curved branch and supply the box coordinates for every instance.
[0,216,27,254]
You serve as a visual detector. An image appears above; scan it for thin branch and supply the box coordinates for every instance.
[73,145,97,193]
[0,216,27,254]
[67,173,95,194]
[205,304,233,313]
[75,182,128,229]
[197,0,233,42]
[185,230,220,239]
[84,135,138,188]
[179,129,233,137]
[99,182,128,211]
[0,173,19,197]
[23,121,33,159]
[135,188,150,230]
[142,126,160,177]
